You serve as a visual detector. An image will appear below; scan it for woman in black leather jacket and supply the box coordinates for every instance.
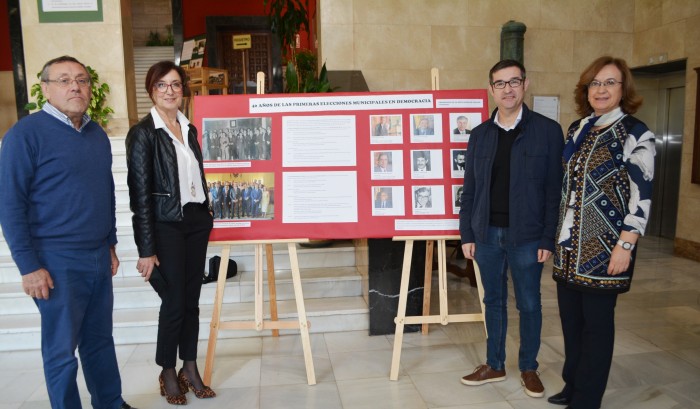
[125,61,214,405]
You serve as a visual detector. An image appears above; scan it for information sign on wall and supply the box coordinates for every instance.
[37,0,103,23]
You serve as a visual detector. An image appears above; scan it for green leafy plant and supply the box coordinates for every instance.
[264,0,309,64]
[146,30,163,46]
[286,53,333,93]
[146,25,174,46]
[164,24,174,46]
[264,0,334,93]
[24,66,115,127]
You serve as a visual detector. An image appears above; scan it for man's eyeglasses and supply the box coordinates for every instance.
[155,81,184,93]
[588,79,623,89]
[44,77,91,88]
[491,78,524,89]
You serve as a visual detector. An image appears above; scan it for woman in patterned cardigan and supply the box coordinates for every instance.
[549,56,655,409]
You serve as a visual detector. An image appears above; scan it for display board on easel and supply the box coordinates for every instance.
[180,34,206,68]
[193,89,488,241]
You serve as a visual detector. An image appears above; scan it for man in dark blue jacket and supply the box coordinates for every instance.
[459,60,564,399]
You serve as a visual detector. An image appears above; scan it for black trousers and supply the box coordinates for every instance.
[557,284,618,409]
[152,203,213,368]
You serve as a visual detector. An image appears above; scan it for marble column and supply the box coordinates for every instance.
[368,238,426,335]
[7,0,27,120]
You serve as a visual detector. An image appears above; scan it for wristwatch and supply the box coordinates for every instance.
[616,240,635,251]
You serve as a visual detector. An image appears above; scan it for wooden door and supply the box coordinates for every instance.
[217,31,273,94]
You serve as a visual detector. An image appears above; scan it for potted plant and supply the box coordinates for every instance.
[265,0,333,93]
[146,25,174,46]
[285,50,333,93]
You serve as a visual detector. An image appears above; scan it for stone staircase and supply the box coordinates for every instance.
[0,135,369,351]
[133,46,175,119]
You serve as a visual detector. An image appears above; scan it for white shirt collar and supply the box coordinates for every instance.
[494,106,523,131]
[150,106,190,131]
[42,102,91,131]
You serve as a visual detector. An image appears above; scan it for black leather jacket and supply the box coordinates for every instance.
[125,113,209,257]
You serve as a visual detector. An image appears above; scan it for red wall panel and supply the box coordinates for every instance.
[182,0,315,51]
[0,0,13,71]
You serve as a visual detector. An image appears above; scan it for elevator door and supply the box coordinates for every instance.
[635,73,685,238]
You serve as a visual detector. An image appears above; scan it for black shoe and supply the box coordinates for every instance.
[547,391,571,405]
[121,403,138,409]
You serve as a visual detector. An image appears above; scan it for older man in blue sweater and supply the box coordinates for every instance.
[0,56,136,409]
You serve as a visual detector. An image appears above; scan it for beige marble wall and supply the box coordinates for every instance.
[318,0,700,252]
[0,71,17,138]
[20,0,130,136]
[0,71,17,136]
[318,0,637,131]
[632,1,700,248]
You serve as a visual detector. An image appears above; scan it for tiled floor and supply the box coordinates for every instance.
[2,237,699,408]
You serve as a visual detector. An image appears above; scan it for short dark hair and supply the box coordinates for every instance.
[415,187,431,198]
[145,61,188,102]
[414,151,428,161]
[574,56,642,116]
[40,56,89,82]
[489,59,526,83]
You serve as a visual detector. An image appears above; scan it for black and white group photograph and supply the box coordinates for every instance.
[202,117,272,161]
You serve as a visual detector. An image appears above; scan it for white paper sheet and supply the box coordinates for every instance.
[282,116,356,167]
[283,171,358,223]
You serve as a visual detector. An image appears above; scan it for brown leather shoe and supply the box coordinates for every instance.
[521,370,545,397]
[460,364,506,385]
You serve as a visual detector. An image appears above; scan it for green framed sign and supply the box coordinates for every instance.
[37,0,103,23]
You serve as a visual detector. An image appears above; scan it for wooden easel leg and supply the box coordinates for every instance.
[287,242,316,385]
[389,240,414,381]
[421,241,434,334]
[472,260,488,337]
[265,243,279,337]
[437,240,449,325]
[204,245,231,385]
[254,244,264,331]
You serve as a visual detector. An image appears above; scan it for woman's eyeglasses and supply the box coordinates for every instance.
[588,79,623,89]
[154,81,183,93]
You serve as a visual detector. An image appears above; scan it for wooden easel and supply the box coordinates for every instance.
[389,68,487,380]
[388,235,487,381]
[203,239,316,385]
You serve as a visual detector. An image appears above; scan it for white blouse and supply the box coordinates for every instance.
[150,107,207,207]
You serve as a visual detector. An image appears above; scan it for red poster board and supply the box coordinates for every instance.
[193,90,488,241]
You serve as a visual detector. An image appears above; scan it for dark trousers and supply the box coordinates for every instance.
[222,200,230,219]
[557,284,618,409]
[243,198,250,217]
[36,246,124,409]
[153,203,213,368]
[232,200,239,218]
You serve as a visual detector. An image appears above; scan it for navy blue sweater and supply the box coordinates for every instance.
[0,111,117,275]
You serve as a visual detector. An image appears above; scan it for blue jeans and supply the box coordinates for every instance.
[475,226,543,372]
[35,246,124,409]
